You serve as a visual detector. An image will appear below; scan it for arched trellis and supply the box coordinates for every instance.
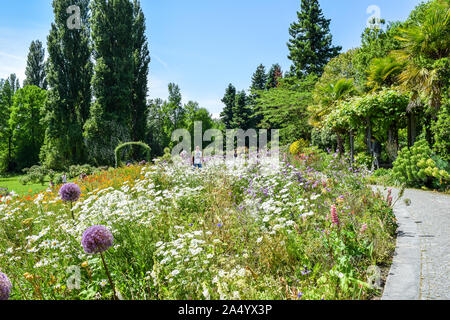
[114,142,151,168]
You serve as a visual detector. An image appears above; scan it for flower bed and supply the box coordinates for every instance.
[0,153,396,300]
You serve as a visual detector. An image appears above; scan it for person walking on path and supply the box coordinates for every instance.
[193,146,203,169]
[62,173,67,184]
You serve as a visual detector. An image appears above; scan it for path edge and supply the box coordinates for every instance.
[381,200,421,300]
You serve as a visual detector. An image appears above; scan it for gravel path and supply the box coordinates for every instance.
[374,187,450,300]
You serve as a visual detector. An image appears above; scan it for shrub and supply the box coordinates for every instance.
[355,152,372,170]
[22,165,47,185]
[433,104,450,162]
[289,139,309,155]
[392,139,450,189]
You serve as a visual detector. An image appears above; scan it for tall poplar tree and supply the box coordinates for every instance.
[130,0,150,142]
[287,0,341,77]
[42,0,93,169]
[84,0,135,165]
[24,40,47,89]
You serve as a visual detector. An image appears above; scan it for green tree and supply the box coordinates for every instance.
[353,21,403,90]
[146,98,168,157]
[250,64,267,91]
[220,84,236,128]
[394,0,449,112]
[24,40,47,89]
[84,0,135,165]
[256,75,316,143]
[266,64,283,89]
[310,78,357,127]
[287,0,341,77]
[42,0,93,169]
[366,56,403,91]
[0,75,20,171]
[9,86,47,170]
[130,0,150,143]
[232,90,251,130]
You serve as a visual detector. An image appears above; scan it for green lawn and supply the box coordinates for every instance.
[0,175,50,195]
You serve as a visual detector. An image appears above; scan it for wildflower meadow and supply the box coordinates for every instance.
[0,149,397,300]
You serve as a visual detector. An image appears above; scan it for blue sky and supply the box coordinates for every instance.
[0,0,424,117]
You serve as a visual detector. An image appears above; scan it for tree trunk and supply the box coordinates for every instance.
[336,132,344,157]
[407,112,416,148]
[387,122,398,163]
[366,118,372,153]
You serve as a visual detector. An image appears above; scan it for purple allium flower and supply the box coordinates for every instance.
[59,183,81,202]
[0,272,12,300]
[81,225,114,254]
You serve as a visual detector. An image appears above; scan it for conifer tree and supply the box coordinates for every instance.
[220,84,236,129]
[231,90,251,130]
[266,64,283,89]
[250,64,267,91]
[287,0,341,77]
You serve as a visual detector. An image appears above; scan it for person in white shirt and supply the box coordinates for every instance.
[193,146,203,169]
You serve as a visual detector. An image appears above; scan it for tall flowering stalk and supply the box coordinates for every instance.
[331,205,340,227]
[0,272,12,300]
[81,225,118,300]
[59,183,81,220]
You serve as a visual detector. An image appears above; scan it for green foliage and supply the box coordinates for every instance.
[287,0,341,77]
[311,127,337,151]
[393,0,450,111]
[23,40,47,89]
[220,84,236,128]
[115,142,151,168]
[354,152,373,170]
[42,0,92,169]
[266,64,283,90]
[130,0,151,143]
[22,166,47,186]
[393,139,449,189]
[231,90,251,130]
[250,64,268,91]
[9,86,47,171]
[353,21,403,90]
[433,99,450,161]
[256,75,316,144]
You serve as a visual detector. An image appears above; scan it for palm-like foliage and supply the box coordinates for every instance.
[367,56,403,91]
[393,0,450,111]
[309,78,357,127]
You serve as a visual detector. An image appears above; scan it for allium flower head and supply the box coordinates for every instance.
[0,272,12,300]
[82,225,114,254]
[59,183,81,202]
[331,205,340,226]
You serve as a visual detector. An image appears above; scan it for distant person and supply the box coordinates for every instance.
[62,173,67,184]
[49,180,55,188]
[193,146,203,169]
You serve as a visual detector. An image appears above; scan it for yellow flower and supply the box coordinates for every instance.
[81,261,89,268]
[24,272,34,280]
